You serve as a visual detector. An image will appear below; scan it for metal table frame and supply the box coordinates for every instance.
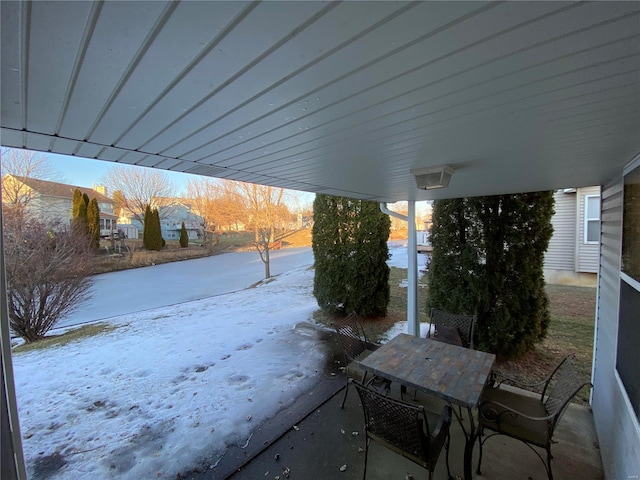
[359,333,496,480]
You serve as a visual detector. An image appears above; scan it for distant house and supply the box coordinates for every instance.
[122,199,204,241]
[544,186,601,286]
[1,175,118,236]
[157,202,203,241]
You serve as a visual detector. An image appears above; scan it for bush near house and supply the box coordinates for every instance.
[179,221,189,248]
[87,197,100,250]
[143,205,164,251]
[427,192,555,359]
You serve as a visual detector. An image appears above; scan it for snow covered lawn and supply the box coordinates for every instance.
[12,244,425,479]
[14,266,328,479]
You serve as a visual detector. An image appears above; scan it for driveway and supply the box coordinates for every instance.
[58,247,314,329]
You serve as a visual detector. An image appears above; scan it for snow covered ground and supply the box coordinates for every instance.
[12,243,427,479]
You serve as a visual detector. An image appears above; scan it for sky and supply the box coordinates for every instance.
[12,244,430,480]
[4,146,429,215]
[42,150,317,208]
[47,152,197,194]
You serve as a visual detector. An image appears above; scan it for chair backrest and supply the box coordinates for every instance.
[335,318,367,364]
[430,308,476,349]
[344,311,372,344]
[542,356,592,432]
[354,381,430,467]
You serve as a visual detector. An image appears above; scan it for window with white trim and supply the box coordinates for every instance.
[584,194,600,243]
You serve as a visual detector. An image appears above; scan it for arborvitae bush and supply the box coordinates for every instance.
[312,194,390,317]
[87,198,101,250]
[71,188,89,237]
[154,208,165,249]
[72,189,84,218]
[179,221,189,247]
[142,205,163,251]
[427,192,555,359]
[142,204,152,249]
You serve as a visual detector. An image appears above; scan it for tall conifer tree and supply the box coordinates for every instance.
[143,207,163,251]
[87,198,101,250]
[71,188,89,237]
[179,221,188,247]
[312,194,390,316]
[143,204,152,249]
[427,192,554,358]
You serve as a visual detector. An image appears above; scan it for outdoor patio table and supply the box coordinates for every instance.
[359,333,496,480]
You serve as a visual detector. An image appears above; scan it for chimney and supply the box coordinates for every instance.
[93,184,108,196]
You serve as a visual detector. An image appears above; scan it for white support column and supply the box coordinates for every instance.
[1,208,28,479]
[407,201,419,336]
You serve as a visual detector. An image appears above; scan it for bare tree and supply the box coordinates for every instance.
[186,177,248,239]
[1,147,60,219]
[3,215,94,343]
[216,180,248,231]
[101,165,176,224]
[235,182,289,279]
[185,177,219,243]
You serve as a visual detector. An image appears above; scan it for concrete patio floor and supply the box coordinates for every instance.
[225,381,603,480]
[184,327,603,480]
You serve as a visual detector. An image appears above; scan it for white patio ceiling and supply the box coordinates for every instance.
[1,1,639,202]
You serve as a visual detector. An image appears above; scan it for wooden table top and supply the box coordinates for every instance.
[359,333,496,408]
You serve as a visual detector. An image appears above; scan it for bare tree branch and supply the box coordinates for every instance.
[101,165,176,224]
[1,148,61,220]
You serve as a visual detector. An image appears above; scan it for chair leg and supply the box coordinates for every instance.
[340,378,350,409]
[362,437,369,480]
[546,445,553,480]
[445,432,452,480]
[476,427,484,475]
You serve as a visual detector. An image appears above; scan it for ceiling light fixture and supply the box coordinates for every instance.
[411,165,455,190]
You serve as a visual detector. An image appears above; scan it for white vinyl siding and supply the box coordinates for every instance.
[577,187,601,273]
[592,168,640,480]
[545,190,576,270]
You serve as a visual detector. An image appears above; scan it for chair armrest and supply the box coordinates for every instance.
[430,405,452,443]
[478,399,554,424]
[487,371,549,391]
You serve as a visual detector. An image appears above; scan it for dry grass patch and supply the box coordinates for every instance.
[93,240,214,273]
[13,323,118,353]
[492,284,596,405]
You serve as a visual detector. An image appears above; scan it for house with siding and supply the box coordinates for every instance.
[544,186,601,286]
[120,200,204,241]
[1,175,118,236]
[156,202,203,241]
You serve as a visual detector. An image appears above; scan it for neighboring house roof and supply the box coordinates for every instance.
[7,175,114,204]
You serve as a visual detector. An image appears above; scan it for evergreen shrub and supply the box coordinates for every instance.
[179,222,189,247]
[427,192,555,358]
[312,194,390,317]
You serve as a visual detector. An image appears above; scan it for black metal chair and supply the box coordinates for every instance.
[476,355,592,480]
[334,312,391,409]
[354,380,453,480]
[428,308,476,349]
